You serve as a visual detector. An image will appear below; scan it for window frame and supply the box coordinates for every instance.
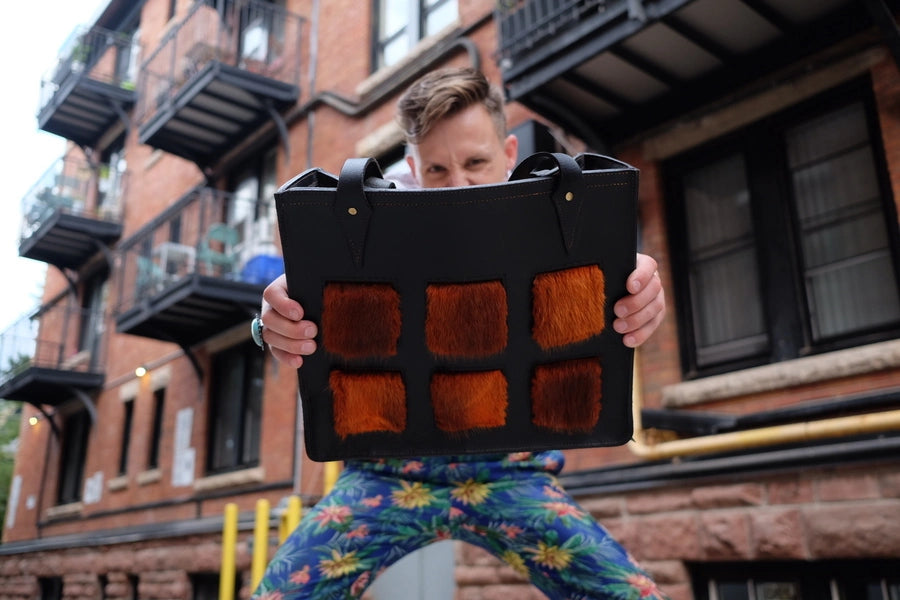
[691,559,900,600]
[664,78,900,378]
[147,387,165,470]
[371,0,457,72]
[118,399,134,476]
[57,410,91,505]
[39,576,64,600]
[206,341,264,475]
[191,571,240,600]
[77,269,108,360]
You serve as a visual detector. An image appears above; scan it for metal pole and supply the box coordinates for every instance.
[219,503,238,600]
[251,498,271,590]
[323,461,340,495]
[279,495,302,544]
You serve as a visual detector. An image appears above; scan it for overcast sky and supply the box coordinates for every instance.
[0,1,105,333]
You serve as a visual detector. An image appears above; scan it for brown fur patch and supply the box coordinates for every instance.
[425,281,508,358]
[431,371,508,432]
[322,283,401,358]
[330,371,407,438]
[531,358,602,433]
[532,265,606,350]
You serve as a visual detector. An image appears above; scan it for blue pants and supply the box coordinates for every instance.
[252,452,668,599]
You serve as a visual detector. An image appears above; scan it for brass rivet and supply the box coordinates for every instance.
[565,191,574,201]
[348,207,358,215]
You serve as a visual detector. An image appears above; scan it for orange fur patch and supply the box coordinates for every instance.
[425,281,508,358]
[330,371,407,438]
[532,265,606,350]
[531,358,602,433]
[431,371,508,432]
[322,283,401,358]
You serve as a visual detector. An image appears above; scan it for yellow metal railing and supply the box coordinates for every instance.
[219,496,302,600]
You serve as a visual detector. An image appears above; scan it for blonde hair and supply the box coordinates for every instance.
[396,67,507,144]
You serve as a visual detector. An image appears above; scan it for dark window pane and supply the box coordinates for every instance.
[119,400,134,475]
[39,577,63,600]
[208,342,263,473]
[786,102,900,340]
[243,350,264,464]
[717,581,750,600]
[756,581,801,600]
[148,388,165,469]
[58,411,90,504]
[682,153,768,365]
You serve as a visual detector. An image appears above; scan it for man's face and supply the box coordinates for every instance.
[406,104,519,188]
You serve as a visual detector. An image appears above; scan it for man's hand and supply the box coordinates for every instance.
[260,274,318,368]
[260,253,666,366]
[613,253,666,348]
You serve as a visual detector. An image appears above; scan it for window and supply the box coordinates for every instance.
[666,81,900,377]
[118,399,134,476]
[127,574,139,600]
[148,387,166,470]
[693,560,900,599]
[192,572,239,600]
[207,341,263,474]
[57,410,91,505]
[39,576,63,600]
[228,149,279,277]
[78,271,107,361]
[97,137,126,218]
[373,0,458,70]
[115,26,141,85]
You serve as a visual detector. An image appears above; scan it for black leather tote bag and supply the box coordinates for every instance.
[275,152,638,461]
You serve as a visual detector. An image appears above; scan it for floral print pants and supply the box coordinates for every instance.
[252,451,668,600]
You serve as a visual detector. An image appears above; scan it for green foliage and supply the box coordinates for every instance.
[3,354,31,378]
[0,402,23,535]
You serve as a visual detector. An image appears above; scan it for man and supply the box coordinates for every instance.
[253,68,668,599]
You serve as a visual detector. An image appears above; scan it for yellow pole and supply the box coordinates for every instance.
[323,461,341,495]
[251,498,270,591]
[628,349,900,460]
[279,495,302,544]
[219,503,238,600]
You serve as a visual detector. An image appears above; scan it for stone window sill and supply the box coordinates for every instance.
[108,475,128,491]
[45,502,83,520]
[193,466,265,492]
[137,469,162,486]
[662,339,900,408]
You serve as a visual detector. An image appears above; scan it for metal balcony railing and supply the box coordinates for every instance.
[136,0,303,128]
[0,299,108,391]
[20,155,126,246]
[114,185,281,318]
[39,25,139,116]
[495,0,609,65]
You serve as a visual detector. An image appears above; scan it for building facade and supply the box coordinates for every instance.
[1,0,899,599]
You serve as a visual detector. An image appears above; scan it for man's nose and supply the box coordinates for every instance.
[446,168,471,187]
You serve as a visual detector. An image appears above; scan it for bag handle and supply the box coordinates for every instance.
[335,158,391,268]
[510,152,586,252]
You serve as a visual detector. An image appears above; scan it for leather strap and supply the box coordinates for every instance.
[510,152,586,252]
[334,158,389,268]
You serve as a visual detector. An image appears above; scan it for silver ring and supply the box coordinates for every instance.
[251,315,266,350]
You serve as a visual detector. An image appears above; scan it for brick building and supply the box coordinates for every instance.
[1,0,900,599]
